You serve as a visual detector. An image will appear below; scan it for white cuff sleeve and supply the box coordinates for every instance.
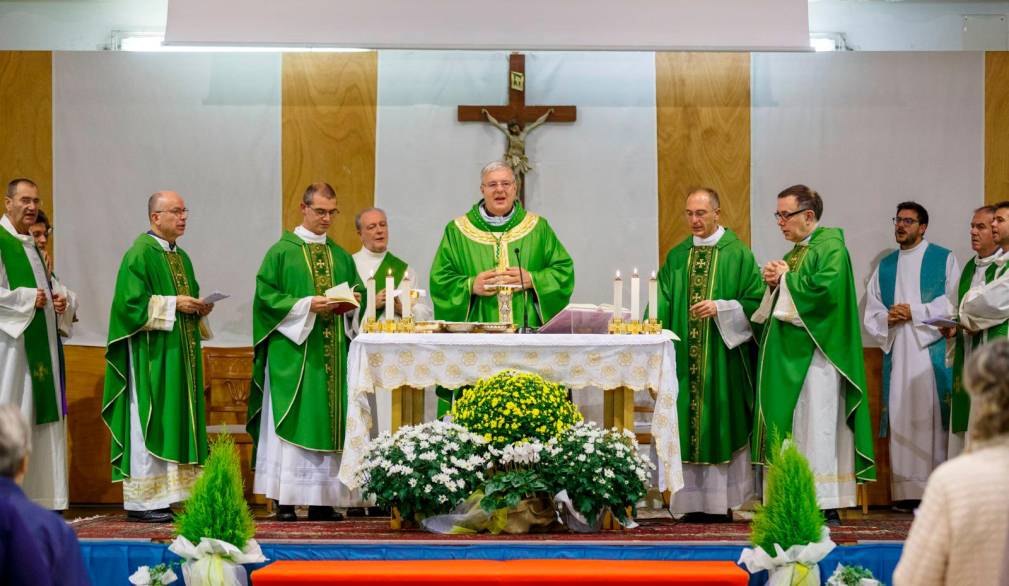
[712,299,753,349]
[56,283,79,339]
[772,277,804,327]
[0,286,38,339]
[750,288,775,325]
[276,297,316,345]
[144,295,177,332]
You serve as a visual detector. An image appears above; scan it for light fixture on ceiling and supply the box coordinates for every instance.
[110,30,368,52]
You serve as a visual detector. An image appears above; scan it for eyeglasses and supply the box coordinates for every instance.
[773,208,809,222]
[155,208,189,217]
[482,181,515,190]
[893,217,920,226]
[684,210,718,219]
[310,207,339,218]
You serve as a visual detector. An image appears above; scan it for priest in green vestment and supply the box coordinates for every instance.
[430,161,573,326]
[655,188,765,520]
[247,182,366,522]
[751,185,875,520]
[102,191,213,523]
[353,207,432,322]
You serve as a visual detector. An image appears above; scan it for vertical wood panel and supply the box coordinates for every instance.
[986,52,1009,206]
[282,52,378,251]
[862,347,892,506]
[66,346,121,503]
[0,52,53,249]
[656,52,750,258]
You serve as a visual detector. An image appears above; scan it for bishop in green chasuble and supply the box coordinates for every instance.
[753,187,875,511]
[102,191,211,518]
[247,184,368,510]
[655,190,765,515]
[430,163,573,326]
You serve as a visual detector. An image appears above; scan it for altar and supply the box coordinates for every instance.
[337,332,683,495]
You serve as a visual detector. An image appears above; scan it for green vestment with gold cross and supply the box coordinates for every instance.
[246,231,365,457]
[752,227,876,483]
[656,228,766,464]
[429,201,574,326]
[102,234,207,482]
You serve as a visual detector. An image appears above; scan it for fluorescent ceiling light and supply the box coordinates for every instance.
[119,33,367,52]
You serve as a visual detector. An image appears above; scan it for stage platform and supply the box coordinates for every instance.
[70,511,907,585]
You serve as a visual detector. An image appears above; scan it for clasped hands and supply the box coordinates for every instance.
[473,268,532,296]
[886,303,912,327]
[34,289,68,314]
[762,260,789,288]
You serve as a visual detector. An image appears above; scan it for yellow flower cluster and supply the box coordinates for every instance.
[453,370,583,446]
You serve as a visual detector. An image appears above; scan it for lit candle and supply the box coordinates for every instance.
[402,271,412,319]
[385,268,395,322]
[631,268,640,322]
[612,270,623,317]
[366,270,376,323]
[649,270,658,322]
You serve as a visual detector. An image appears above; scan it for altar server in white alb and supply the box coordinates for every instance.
[0,178,69,510]
[864,202,958,510]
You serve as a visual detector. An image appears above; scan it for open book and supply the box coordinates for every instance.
[324,282,361,314]
[538,303,631,334]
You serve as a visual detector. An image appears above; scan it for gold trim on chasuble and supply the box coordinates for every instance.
[302,243,344,449]
[454,213,540,324]
[164,251,200,451]
[685,246,718,462]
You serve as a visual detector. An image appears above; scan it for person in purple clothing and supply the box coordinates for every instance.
[0,405,90,586]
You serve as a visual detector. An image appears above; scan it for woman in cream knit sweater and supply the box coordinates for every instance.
[893,339,1009,586]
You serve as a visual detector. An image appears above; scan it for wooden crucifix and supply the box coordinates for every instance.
[458,53,576,206]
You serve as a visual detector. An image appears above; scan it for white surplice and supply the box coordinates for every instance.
[670,226,756,515]
[253,226,367,507]
[0,215,67,510]
[863,240,959,500]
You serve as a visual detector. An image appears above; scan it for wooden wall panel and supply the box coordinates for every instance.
[986,52,1009,206]
[66,346,121,503]
[656,52,750,258]
[862,347,892,506]
[0,52,53,252]
[282,52,378,252]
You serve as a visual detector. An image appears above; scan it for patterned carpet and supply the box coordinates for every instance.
[70,514,910,544]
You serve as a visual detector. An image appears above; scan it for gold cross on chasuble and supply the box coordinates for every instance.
[305,242,342,447]
[685,245,717,461]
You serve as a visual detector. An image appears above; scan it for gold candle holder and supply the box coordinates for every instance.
[646,318,662,334]
[626,319,643,335]
[363,317,380,334]
[381,319,399,334]
[396,317,415,333]
[608,318,625,335]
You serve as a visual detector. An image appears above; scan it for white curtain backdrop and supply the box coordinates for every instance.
[374,50,659,313]
[53,52,282,347]
[750,52,983,346]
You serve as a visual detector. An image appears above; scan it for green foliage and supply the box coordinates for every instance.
[479,469,552,512]
[453,370,582,446]
[750,434,824,553]
[174,435,255,550]
[830,564,877,585]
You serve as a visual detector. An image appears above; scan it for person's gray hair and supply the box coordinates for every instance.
[148,192,167,216]
[0,405,31,478]
[964,339,1009,443]
[480,161,514,182]
[687,187,721,210]
[6,178,37,199]
[355,207,386,232]
[302,182,336,206]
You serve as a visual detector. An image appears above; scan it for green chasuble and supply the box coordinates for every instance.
[752,227,876,483]
[656,228,766,464]
[430,201,574,326]
[102,234,207,482]
[246,232,365,456]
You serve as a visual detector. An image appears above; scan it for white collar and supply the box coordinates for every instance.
[479,202,516,227]
[977,249,1002,268]
[294,225,327,244]
[147,231,175,252]
[898,239,928,255]
[692,225,725,247]
[0,215,30,242]
[354,247,387,261]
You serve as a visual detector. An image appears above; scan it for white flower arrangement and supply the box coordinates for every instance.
[128,563,178,585]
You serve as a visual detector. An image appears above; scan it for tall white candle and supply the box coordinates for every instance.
[366,270,376,322]
[612,270,623,318]
[402,272,412,319]
[385,269,395,322]
[630,268,640,321]
[649,270,658,322]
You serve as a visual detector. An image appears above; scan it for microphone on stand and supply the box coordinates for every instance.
[514,247,536,334]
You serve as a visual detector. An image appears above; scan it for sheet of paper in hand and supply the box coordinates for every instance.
[922,316,959,329]
[201,290,230,304]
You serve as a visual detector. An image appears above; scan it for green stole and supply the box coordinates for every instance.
[950,256,1002,433]
[247,232,365,456]
[373,251,408,318]
[752,227,876,483]
[0,227,58,424]
[656,228,765,463]
[102,234,206,481]
[877,243,953,434]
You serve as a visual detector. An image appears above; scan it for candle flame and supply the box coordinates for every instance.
[651,270,656,279]
[387,268,393,275]
[615,269,621,279]
[633,267,639,277]
[368,269,375,279]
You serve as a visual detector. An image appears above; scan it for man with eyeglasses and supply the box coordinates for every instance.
[29,210,79,339]
[103,190,214,522]
[751,184,875,525]
[864,202,958,511]
[0,178,70,512]
[653,188,765,522]
[247,182,367,522]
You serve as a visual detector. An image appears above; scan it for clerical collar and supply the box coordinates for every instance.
[977,249,1002,267]
[796,225,818,247]
[146,230,176,252]
[294,225,327,244]
[0,214,30,242]
[693,225,725,247]
[355,247,387,261]
[898,239,928,255]
[479,202,516,227]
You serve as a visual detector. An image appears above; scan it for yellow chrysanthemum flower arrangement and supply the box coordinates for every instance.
[453,370,582,447]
